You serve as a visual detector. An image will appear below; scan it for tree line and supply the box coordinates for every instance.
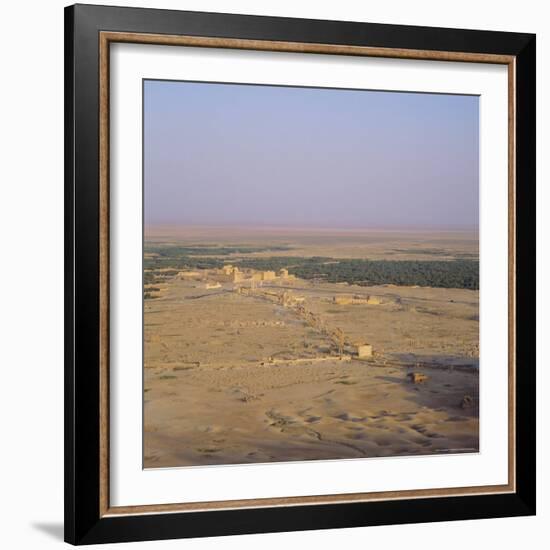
[143,250,479,290]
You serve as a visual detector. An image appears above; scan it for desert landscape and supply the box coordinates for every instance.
[143,227,479,468]
[142,80,479,468]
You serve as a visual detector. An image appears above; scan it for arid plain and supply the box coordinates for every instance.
[143,227,479,468]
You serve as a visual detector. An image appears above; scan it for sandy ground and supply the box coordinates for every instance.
[144,225,478,261]
[144,361,478,468]
[144,275,479,467]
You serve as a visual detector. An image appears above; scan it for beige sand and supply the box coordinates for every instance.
[144,225,478,261]
[144,272,478,467]
[144,361,478,467]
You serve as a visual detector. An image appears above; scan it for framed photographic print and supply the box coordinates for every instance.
[64,3,536,545]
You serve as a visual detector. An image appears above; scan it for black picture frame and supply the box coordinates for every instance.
[65,3,536,545]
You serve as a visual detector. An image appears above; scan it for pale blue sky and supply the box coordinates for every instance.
[144,80,479,228]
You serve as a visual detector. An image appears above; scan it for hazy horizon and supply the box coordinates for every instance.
[144,221,479,232]
[144,80,479,228]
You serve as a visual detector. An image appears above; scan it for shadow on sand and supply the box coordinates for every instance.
[375,363,479,416]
